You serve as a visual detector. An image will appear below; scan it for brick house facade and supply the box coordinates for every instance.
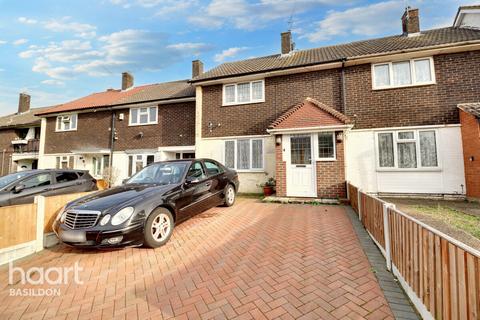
[458,105,480,200]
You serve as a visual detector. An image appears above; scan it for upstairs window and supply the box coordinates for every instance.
[377,130,438,170]
[56,114,77,132]
[223,80,265,106]
[372,57,435,89]
[129,106,158,126]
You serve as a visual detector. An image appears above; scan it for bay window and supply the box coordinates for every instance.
[222,80,265,105]
[372,57,435,89]
[224,138,264,171]
[377,130,439,170]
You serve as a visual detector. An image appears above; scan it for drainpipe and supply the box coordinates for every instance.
[341,57,347,115]
[109,111,116,186]
[1,149,5,176]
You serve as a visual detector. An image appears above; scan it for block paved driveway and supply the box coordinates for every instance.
[0,198,394,320]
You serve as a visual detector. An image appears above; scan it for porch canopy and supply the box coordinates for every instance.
[267,97,352,134]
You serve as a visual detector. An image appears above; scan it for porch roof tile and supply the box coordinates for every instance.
[458,102,480,118]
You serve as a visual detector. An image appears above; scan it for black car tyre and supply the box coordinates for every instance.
[223,184,236,207]
[144,208,174,248]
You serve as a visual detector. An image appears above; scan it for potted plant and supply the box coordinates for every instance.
[260,178,276,196]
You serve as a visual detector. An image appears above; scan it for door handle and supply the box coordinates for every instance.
[296,165,307,168]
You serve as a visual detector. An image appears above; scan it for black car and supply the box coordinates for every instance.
[0,169,98,206]
[53,159,239,248]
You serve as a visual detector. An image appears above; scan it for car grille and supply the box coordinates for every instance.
[64,210,101,229]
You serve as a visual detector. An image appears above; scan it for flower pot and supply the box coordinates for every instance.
[263,186,274,196]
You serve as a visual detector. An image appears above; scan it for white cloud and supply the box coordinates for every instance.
[13,39,29,45]
[20,29,212,78]
[304,1,405,42]
[0,40,7,45]
[18,17,37,24]
[110,0,197,14]
[41,79,66,86]
[214,47,249,62]
[188,0,347,30]
[0,69,4,72]
[44,17,97,39]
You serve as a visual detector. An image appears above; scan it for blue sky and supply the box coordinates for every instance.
[0,0,475,115]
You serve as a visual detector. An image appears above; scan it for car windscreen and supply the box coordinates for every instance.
[0,171,32,189]
[126,162,189,185]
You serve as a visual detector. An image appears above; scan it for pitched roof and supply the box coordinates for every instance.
[458,102,480,118]
[36,80,195,116]
[268,98,351,131]
[192,27,480,82]
[0,106,51,129]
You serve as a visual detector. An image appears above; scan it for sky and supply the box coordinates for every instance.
[0,0,476,115]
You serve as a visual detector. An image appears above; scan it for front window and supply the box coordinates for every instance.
[377,130,438,170]
[317,132,336,160]
[93,155,110,177]
[129,106,158,126]
[56,114,77,132]
[56,156,73,169]
[128,154,155,177]
[223,80,264,105]
[372,57,435,89]
[126,162,189,185]
[224,138,263,171]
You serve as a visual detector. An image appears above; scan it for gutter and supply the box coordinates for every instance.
[191,40,480,85]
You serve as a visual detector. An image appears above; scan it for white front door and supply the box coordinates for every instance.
[286,134,317,197]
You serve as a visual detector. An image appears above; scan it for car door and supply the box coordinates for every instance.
[203,160,228,206]
[176,161,210,219]
[9,173,54,205]
[51,171,82,195]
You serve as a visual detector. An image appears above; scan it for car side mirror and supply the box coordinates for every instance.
[14,184,25,193]
[185,176,199,185]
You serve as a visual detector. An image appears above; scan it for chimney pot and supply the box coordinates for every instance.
[402,7,420,35]
[18,93,31,114]
[192,60,204,78]
[281,31,293,54]
[122,72,134,90]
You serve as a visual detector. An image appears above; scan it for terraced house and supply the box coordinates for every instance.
[191,6,480,199]
[0,93,47,175]
[36,71,197,184]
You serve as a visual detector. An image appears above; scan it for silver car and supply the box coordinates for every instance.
[0,169,98,206]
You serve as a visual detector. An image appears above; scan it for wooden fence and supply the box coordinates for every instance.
[347,182,480,320]
[0,192,92,265]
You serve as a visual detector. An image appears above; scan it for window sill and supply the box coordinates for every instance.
[222,100,265,107]
[376,167,442,172]
[55,129,77,132]
[128,122,158,127]
[316,158,336,162]
[235,169,265,173]
[372,82,436,91]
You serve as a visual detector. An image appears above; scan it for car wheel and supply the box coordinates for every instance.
[223,184,236,207]
[143,208,174,248]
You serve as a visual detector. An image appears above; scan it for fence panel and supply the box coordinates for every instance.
[348,183,358,213]
[44,192,91,233]
[359,192,386,252]
[388,206,480,320]
[0,203,37,249]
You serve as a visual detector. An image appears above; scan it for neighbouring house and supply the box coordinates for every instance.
[191,6,480,198]
[458,103,480,201]
[0,93,48,175]
[36,69,197,185]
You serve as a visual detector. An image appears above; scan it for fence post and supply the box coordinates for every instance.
[383,202,394,271]
[357,189,362,221]
[346,181,350,201]
[35,196,45,252]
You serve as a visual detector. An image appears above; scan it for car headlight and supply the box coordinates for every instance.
[100,214,111,226]
[111,207,134,226]
[56,206,67,223]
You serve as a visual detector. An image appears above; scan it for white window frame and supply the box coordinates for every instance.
[92,155,110,178]
[315,132,336,161]
[129,154,155,176]
[223,138,264,172]
[55,114,78,132]
[129,106,158,126]
[375,129,440,171]
[372,57,436,90]
[222,80,265,106]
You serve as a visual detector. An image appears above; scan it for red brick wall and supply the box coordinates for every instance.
[201,51,480,137]
[275,135,286,197]
[459,110,480,199]
[316,137,346,199]
[44,102,195,154]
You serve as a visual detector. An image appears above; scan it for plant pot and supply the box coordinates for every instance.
[263,186,274,196]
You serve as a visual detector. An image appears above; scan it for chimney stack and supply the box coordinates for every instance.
[122,72,134,90]
[402,7,420,35]
[192,60,204,78]
[18,93,31,114]
[281,31,293,54]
